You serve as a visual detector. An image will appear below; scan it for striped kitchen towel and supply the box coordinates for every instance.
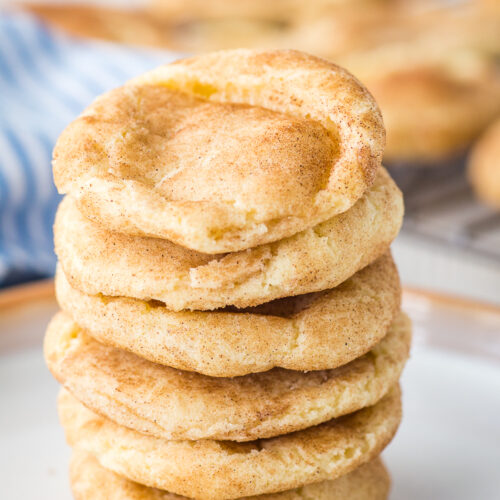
[0,10,180,286]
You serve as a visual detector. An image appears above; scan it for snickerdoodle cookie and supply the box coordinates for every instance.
[54,167,403,311]
[55,252,400,377]
[46,311,409,441]
[53,49,385,253]
[59,386,401,500]
[70,452,390,500]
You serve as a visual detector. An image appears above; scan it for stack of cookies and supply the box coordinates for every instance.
[45,49,411,500]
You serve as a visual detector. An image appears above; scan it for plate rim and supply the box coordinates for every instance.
[0,279,54,310]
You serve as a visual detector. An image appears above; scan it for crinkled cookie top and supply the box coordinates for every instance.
[54,49,384,253]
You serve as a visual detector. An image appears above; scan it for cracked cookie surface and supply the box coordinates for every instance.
[53,49,385,253]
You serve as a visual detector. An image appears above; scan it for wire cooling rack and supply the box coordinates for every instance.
[388,159,500,263]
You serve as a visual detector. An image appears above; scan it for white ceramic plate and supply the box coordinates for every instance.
[1,283,499,499]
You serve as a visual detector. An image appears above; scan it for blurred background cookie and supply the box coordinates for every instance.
[341,45,500,164]
[24,3,174,48]
[468,118,500,209]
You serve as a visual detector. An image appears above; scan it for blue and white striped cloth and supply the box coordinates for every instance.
[0,11,180,286]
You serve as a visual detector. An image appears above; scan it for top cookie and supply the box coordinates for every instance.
[53,49,384,253]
